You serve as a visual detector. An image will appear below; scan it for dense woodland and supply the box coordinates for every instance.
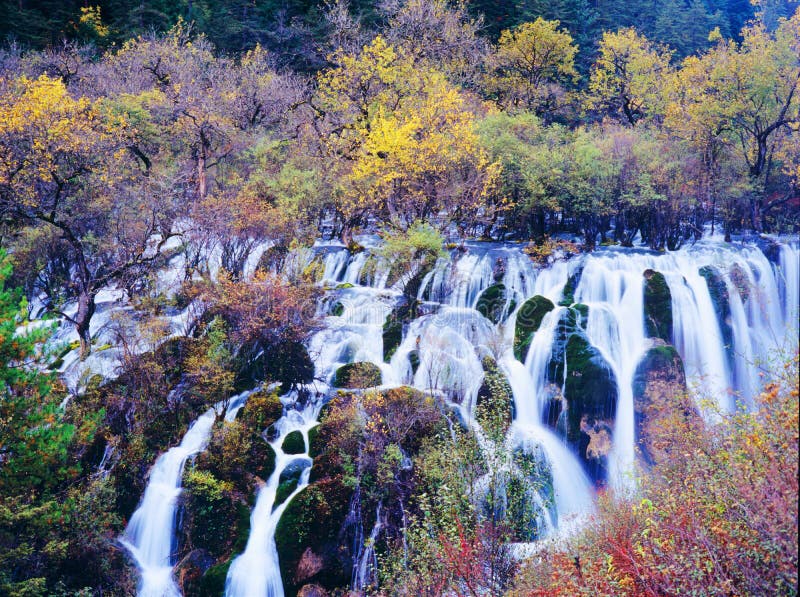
[0,1,798,596]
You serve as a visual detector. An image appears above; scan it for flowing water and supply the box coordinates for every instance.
[122,236,799,595]
[120,408,218,597]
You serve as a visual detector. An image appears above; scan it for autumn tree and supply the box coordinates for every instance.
[0,75,176,356]
[587,27,673,125]
[308,36,500,240]
[486,18,579,118]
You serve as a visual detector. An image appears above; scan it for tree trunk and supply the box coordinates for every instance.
[76,289,96,360]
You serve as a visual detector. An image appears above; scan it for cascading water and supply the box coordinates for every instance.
[224,400,318,597]
[120,408,218,597]
[223,236,798,593]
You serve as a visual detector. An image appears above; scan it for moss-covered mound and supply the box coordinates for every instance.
[282,430,306,455]
[559,266,583,306]
[383,298,420,361]
[476,283,516,324]
[545,307,618,482]
[643,269,672,342]
[633,343,695,465]
[476,356,516,435]
[514,295,555,361]
[699,265,733,355]
[333,361,382,388]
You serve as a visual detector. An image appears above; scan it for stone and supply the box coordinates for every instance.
[643,269,672,342]
[514,295,555,361]
[333,362,382,389]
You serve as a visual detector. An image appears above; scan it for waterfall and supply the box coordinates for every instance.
[120,408,218,597]
[224,401,318,597]
[501,355,595,525]
[223,237,798,593]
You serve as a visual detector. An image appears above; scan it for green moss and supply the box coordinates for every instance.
[307,425,321,458]
[643,269,672,342]
[274,477,300,508]
[335,282,354,289]
[253,441,277,481]
[476,357,515,436]
[408,349,421,375]
[198,559,233,597]
[699,265,733,354]
[333,362,382,388]
[282,430,306,455]
[513,295,555,361]
[476,283,512,324]
[275,479,353,593]
[330,301,345,317]
[559,267,583,306]
[238,390,283,432]
[382,299,419,361]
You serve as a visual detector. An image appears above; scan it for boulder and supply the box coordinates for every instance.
[333,362,382,389]
[476,283,516,324]
[559,266,583,306]
[282,430,306,455]
[643,269,672,342]
[476,356,516,435]
[383,298,420,361]
[175,549,214,597]
[699,265,733,357]
[513,295,555,361]
[633,343,695,465]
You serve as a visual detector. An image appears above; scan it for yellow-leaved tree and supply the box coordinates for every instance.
[486,18,579,117]
[309,36,501,239]
[587,28,674,125]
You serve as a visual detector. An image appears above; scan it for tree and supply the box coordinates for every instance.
[0,74,177,357]
[486,18,579,117]
[308,36,500,239]
[586,27,674,125]
[0,249,104,596]
[665,12,800,231]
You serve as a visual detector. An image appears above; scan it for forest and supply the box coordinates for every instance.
[0,1,798,596]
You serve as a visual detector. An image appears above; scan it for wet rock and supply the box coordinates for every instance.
[333,362,382,388]
[699,265,734,357]
[296,550,326,585]
[298,583,329,597]
[383,297,420,361]
[282,430,306,455]
[175,549,214,596]
[196,559,233,597]
[514,295,555,361]
[476,356,516,435]
[728,263,751,304]
[559,266,583,306]
[476,283,516,324]
[643,269,672,342]
[633,343,695,465]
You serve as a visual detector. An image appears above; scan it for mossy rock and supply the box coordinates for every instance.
[545,307,586,383]
[633,344,692,465]
[559,267,583,306]
[514,295,555,361]
[476,357,515,435]
[282,430,306,455]
[408,349,421,375]
[198,559,233,597]
[275,477,300,509]
[728,263,751,304]
[475,283,515,324]
[403,262,435,300]
[699,265,733,354]
[176,549,215,596]
[643,269,672,342]
[330,301,345,317]
[333,362,382,388]
[382,299,419,361]
[335,282,354,289]
[252,441,277,481]
[257,244,290,273]
[275,478,353,593]
[264,341,315,393]
[238,390,283,432]
[553,331,618,483]
[308,425,322,458]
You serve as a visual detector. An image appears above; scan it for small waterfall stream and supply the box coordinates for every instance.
[224,402,318,597]
[120,408,218,597]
